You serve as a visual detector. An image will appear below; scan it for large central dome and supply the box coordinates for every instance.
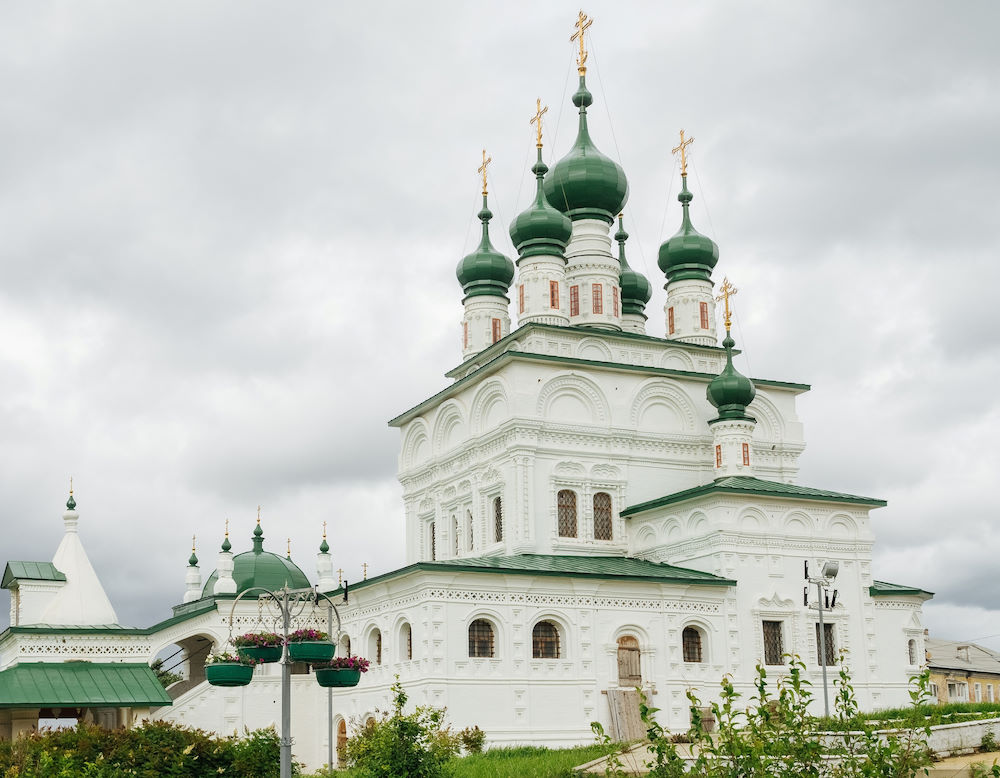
[202,524,310,596]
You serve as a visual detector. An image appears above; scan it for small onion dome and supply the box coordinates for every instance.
[509,149,572,259]
[188,549,198,567]
[456,194,515,299]
[615,215,651,315]
[657,176,719,283]
[706,331,756,422]
[221,534,231,553]
[319,535,329,553]
[543,76,628,224]
[66,492,76,511]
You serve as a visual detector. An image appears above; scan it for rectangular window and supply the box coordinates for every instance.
[715,445,722,468]
[612,286,619,317]
[491,318,501,343]
[762,620,784,665]
[742,442,750,466]
[463,321,468,349]
[948,682,969,702]
[493,496,503,543]
[592,283,603,314]
[569,285,580,316]
[668,306,675,335]
[814,623,835,666]
[549,280,559,309]
[975,683,983,702]
[988,685,995,702]
[518,284,524,314]
[700,301,710,329]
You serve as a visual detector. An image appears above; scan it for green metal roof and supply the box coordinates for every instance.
[2,562,66,589]
[869,580,934,598]
[321,553,734,595]
[0,662,171,708]
[622,476,887,516]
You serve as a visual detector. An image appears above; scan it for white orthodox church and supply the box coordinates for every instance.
[1,20,933,772]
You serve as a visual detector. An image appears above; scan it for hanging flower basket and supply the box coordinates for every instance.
[205,653,256,687]
[232,632,285,664]
[312,655,369,688]
[286,629,334,663]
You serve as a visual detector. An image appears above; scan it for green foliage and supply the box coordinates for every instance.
[150,658,183,688]
[970,761,1000,778]
[0,720,282,777]
[982,728,999,752]
[815,699,1000,731]
[458,725,486,754]
[344,676,460,778]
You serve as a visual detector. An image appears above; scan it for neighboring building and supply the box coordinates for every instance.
[1,18,938,772]
[926,637,1000,704]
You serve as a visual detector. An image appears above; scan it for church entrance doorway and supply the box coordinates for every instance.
[617,635,641,687]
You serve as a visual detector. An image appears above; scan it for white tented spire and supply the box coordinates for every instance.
[214,524,236,595]
[41,492,119,626]
[316,523,336,592]
[183,536,202,603]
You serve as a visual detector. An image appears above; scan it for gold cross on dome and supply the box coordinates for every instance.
[322,520,327,539]
[69,477,73,496]
[362,562,369,580]
[286,538,291,556]
[336,568,344,586]
[191,535,196,552]
[224,518,229,538]
[571,11,593,75]
[672,129,694,177]
[477,149,492,196]
[256,505,261,524]
[530,99,548,149]
[715,276,738,330]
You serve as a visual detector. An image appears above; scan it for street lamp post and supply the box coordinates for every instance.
[805,560,839,718]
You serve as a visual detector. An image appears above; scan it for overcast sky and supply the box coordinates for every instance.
[1,2,998,651]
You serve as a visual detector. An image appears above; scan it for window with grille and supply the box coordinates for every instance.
[493,496,503,542]
[466,509,474,552]
[762,620,784,665]
[907,639,917,665]
[715,445,722,468]
[557,489,578,537]
[592,283,603,314]
[593,492,613,540]
[617,636,641,686]
[371,629,382,665]
[469,619,495,658]
[699,301,709,329]
[682,627,703,663]
[518,284,524,314]
[401,623,412,661]
[570,285,579,316]
[452,515,459,556]
[742,443,750,466]
[668,306,675,334]
[612,287,619,317]
[463,321,468,349]
[814,623,835,666]
[549,280,559,309]
[429,521,436,561]
[491,318,501,343]
[532,621,560,658]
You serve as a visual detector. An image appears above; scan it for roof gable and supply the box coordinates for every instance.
[2,562,66,589]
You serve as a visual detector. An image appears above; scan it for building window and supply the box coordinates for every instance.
[929,681,939,700]
[550,280,559,309]
[742,442,750,466]
[466,509,474,552]
[815,623,835,666]
[452,515,460,556]
[370,629,382,665]
[491,318,501,343]
[699,301,709,329]
[907,639,917,665]
[463,321,468,349]
[493,496,503,543]
[570,285,580,316]
[557,489,578,538]
[593,492,613,540]
[532,621,560,659]
[469,619,495,658]
[518,284,524,314]
[682,627,703,663]
[948,682,969,702]
[617,635,641,686]
[340,635,351,657]
[668,306,675,335]
[762,620,784,665]
[988,685,995,703]
[715,445,722,468]
[592,283,603,314]
[428,521,436,561]
[400,623,412,661]
[612,286,619,317]
[976,683,983,702]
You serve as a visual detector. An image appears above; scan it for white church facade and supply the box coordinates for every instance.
[1,18,933,772]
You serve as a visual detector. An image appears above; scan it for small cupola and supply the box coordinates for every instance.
[616,214,651,317]
[509,144,572,258]
[657,170,719,284]
[456,155,515,300]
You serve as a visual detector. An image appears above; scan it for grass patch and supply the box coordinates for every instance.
[814,701,1000,732]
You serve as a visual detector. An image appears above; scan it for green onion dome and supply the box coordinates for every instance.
[202,524,311,596]
[319,535,329,554]
[188,549,198,567]
[706,331,756,422]
[456,194,515,299]
[542,76,628,224]
[657,176,719,283]
[615,215,651,315]
[509,149,572,258]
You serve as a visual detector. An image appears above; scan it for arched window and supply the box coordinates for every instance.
[400,622,412,661]
[429,521,436,561]
[339,635,351,657]
[336,719,348,766]
[466,509,474,551]
[493,496,503,543]
[452,514,460,556]
[557,489,578,538]
[682,627,703,663]
[532,621,560,659]
[594,492,613,540]
[469,619,495,658]
[908,638,917,666]
[617,635,641,686]
[369,628,382,665]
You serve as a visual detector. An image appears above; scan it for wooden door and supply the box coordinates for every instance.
[617,635,641,687]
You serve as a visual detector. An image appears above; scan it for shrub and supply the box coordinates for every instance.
[459,725,486,754]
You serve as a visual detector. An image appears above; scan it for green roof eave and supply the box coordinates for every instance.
[319,554,735,596]
[622,476,887,516]
[2,562,67,589]
[390,348,809,428]
[4,624,144,636]
[869,580,934,599]
[146,599,220,634]
[0,662,172,708]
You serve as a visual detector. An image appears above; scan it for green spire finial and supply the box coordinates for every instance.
[221,518,231,552]
[66,477,76,511]
[706,293,756,422]
[252,506,264,552]
[286,538,292,560]
[320,521,330,554]
[189,536,198,567]
[457,155,515,299]
[616,213,651,316]
[657,139,719,284]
